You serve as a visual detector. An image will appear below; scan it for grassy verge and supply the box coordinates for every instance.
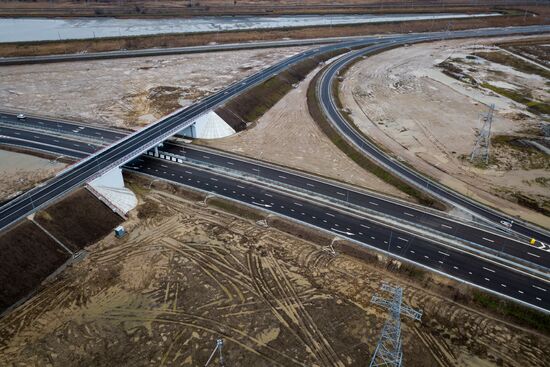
[473,291,550,334]
[474,51,550,80]
[481,83,550,116]
[217,50,344,130]
[208,197,266,222]
[307,72,444,209]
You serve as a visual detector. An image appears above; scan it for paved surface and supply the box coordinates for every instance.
[0,37,368,66]
[317,29,550,247]
[0,25,549,311]
[1,112,550,312]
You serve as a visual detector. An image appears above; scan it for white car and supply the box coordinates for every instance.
[16,113,26,120]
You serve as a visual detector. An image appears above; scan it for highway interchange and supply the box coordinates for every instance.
[0,25,549,311]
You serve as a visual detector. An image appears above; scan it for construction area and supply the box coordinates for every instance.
[0,176,548,366]
[339,36,550,227]
[0,2,549,366]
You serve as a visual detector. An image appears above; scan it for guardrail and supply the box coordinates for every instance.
[148,148,550,280]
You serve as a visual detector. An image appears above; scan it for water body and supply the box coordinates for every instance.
[0,13,500,43]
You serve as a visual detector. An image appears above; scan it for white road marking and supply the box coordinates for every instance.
[252,201,272,208]
[441,224,453,229]
[453,266,458,270]
[527,252,540,258]
[278,175,287,179]
[398,237,408,242]
[533,285,547,292]
[202,155,210,159]
[265,193,273,197]
[482,237,495,243]
[252,168,259,172]
[484,278,490,281]
[410,250,415,254]
[360,224,370,229]
[404,212,414,217]
[369,201,378,206]
[210,178,218,181]
[331,228,355,236]
[161,164,168,168]
[438,251,450,257]
[227,162,234,165]
[237,185,245,189]
[326,213,335,217]
[483,267,495,273]
[501,284,507,288]
[536,297,542,301]
[337,192,346,196]
[518,290,524,294]
[185,171,192,174]
[424,255,429,259]
[293,202,303,207]
[370,236,375,240]
[307,183,315,187]
[438,261,443,264]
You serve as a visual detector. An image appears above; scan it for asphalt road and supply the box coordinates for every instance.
[1,114,548,272]
[125,155,550,311]
[316,30,550,246]
[0,36,373,66]
[1,112,549,311]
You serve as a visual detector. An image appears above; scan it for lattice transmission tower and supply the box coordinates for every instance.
[470,104,495,165]
[369,283,423,367]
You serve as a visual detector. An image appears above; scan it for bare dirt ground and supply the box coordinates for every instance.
[0,184,548,367]
[0,47,310,130]
[0,149,66,201]
[340,36,550,228]
[199,66,410,200]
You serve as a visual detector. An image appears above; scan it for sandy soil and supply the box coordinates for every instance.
[0,149,66,201]
[340,36,550,228]
[200,66,410,200]
[0,47,310,129]
[0,184,548,366]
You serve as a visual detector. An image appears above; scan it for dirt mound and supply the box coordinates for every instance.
[35,188,123,252]
[0,220,69,313]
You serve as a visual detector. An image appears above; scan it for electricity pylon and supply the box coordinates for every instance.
[369,283,422,367]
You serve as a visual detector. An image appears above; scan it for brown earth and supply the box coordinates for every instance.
[339,36,550,227]
[0,149,66,202]
[0,47,310,130]
[0,220,69,314]
[0,176,548,366]
[0,1,530,18]
[1,6,548,58]
[35,188,124,252]
[200,63,410,200]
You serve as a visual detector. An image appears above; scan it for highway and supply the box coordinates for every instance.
[1,114,549,273]
[0,25,549,311]
[1,113,549,311]
[0,36,374,66]
[125,155,550,311]
[4,25,549,233]
[316,32,550,246]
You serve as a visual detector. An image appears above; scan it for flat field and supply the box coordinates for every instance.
[0,180,548,366]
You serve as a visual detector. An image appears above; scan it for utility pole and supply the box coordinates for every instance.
[470,104,495,165]
[369,283,422,367]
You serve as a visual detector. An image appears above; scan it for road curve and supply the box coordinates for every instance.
[316,29,550,246]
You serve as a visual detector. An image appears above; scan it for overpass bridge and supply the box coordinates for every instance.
[1,25,549,233]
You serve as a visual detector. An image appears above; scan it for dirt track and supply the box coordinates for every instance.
[0,184,548,366]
